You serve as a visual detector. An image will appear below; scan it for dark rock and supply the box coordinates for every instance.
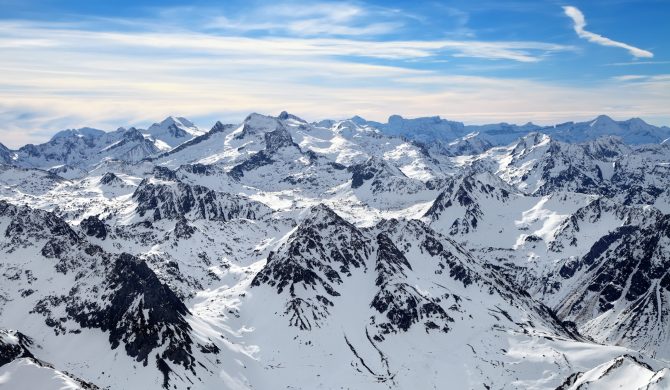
[81,215,107,240]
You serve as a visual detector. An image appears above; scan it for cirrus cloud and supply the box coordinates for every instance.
[563,5,653,58]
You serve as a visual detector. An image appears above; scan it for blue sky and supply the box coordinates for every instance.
[0,0,668,147]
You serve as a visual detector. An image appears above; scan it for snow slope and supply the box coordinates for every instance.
[1,111,669,389]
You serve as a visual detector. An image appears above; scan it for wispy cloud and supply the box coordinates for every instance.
[0,19,574,62]
[611,74,648,81]
[612,74,670,82]
[562,5,653,58]
[205,2,401,36]
[606,60,670,66]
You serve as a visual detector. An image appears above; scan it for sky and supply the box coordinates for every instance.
[0,0,668,148]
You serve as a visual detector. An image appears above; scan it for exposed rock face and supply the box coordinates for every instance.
[0,200,80,247]
[0,330,34,366]
[173,218,196,239]
[251,205,371,330]
[66,253,195,387]
[555,355,669,390]
[370,233,453,337]
[229,127,301,180]
[80,215,107,240]
[0,201,202,388]
[555,214,670,356]
[99,172,123,185]
[424,172,513,235]
[133,177,271,222]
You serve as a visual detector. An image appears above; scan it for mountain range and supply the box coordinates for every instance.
[1,112,670,389]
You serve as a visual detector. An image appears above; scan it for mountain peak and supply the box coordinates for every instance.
[625,117,648,125]
[303,203,348,225]
[210,121,227,133]
[123,127,145,140]
[594,114,615,121]
[242,113,283,133]
[51,127,105,141]
[349,115,367,125]
[590,115,618,128]
[278,111,306,122]
[307,202,336,216]
[378,115,466,143]
[146,116,201,142]
[154,116,195,129]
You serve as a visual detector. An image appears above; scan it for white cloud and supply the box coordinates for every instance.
[611,74,670,83]
[0,20,574,62]
[206,3,401,36]
[606,61,670,66]
[563,5,653,58]
[611,75,647,81]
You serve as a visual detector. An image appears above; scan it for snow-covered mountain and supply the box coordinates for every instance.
[363,114,670,151]
[548,115,670,144]
[144,116,205,149]
[1,111,670,389]
[5,117,204,171]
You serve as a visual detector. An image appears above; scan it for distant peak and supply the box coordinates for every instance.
[591,114,617,125]
[144,116,202,146]
[158,116,177,126]
[123,127,144,140]
[161,116,194,128]
[51,127,105,141]
[150,116,195,130]
[623,117,654,130]
[176,116,194,127]
[211,121,227,133]
[349,115,367,125]
[388,115,444,124]
[242,113,283,134]
[244,112,269,122]
[277,111,306,122]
